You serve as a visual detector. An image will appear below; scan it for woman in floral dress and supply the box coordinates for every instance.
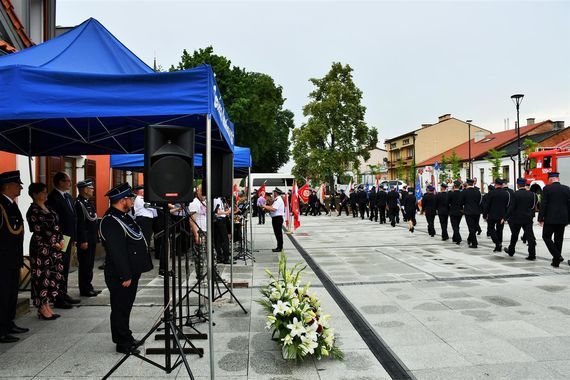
[26,182,65,320]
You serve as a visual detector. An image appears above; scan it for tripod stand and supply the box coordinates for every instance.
[103,205,202,379]
[233,215,255,264]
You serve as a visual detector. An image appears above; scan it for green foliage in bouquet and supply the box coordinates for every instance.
[258,252,344,361]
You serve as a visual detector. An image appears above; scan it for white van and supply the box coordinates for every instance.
[248,173,295,194]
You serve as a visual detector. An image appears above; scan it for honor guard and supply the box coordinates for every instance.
[75,179,100,297]
[376,186,388,224]
[100,183,153,354]
[538,172,570,267]
[435,183,450,241]
[448,180,463,245]
[504,178,538,260]
[461,179,482,248]
[421,185,437,237]
[368,186,378,222]
[0,171,28,343]
[387,186,400,227]
[483,179,510,252]
[349,188,358,218]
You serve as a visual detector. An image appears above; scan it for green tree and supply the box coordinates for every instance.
[396,157,405,180]
[291,63,378,189]
[408,162,416,185]
[170,46,293,172]
[486,149,505,180]
[523,138,539,157]
[449,150,461,180]
[439,154,448,183]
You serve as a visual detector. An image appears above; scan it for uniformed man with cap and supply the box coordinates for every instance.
[538,172,570,267]
[262,188,285,252]
[483,179,511,252]
[0,170,28,343]
[337,189,349,216]
[435,183,450,240]
[75,179,100,297]
[357,185,368,220]
[461,178,483,248]
[376,186,388,224]
[448,180,463,244]
[100,183,153,354]
[386,185,400,227]
[421,185,437,237]
[504,178,538,260]
[349,188,358,218]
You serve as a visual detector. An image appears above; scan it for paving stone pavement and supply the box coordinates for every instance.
[4,213,570,379]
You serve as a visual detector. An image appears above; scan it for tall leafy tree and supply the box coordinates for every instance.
[486,149,505,180]
[170,46,293,172]
[292,63,378,188]
[449,150,461,180]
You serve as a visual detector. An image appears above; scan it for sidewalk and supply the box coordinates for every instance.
[0,220,386,379]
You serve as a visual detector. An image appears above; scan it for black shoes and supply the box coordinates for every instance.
[503,248,515,257]
[271,248,282,252]
[38,312,60,320]
[525,256,536,261]
[551,257,564,267]
[9,325,29,334]
[64,295,80,305]
[80,290,98,297]
[54,301,73,309]
[116,344,140,355]
[0,334,19,343]
[493,245,503,253]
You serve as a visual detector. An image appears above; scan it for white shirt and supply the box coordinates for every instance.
[270,196,285,217]
[213,198,226,218]
[133,195,154,218]
[188,197,207,231]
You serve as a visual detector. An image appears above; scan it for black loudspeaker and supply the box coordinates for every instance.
[203,151,233,198]
[144,125,194,203]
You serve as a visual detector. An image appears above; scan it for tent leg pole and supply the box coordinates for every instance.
[206,115,215,380]
[248,168,254,256]
[230,167,234,301]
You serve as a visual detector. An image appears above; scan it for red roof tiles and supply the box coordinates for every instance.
[417,121,552,167]
[1,0,33,51]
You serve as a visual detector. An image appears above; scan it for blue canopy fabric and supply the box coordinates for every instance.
[110,146,252,176]
[0,18,234,155]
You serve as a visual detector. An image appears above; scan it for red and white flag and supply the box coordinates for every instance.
[290,181,301,230]
[375,177,379,191]
[348,178,353,192]
[318,183,326,203]
[298,183,311,203]
[257,182,266,198]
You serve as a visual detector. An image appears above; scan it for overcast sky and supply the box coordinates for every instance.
[58,0,569,169]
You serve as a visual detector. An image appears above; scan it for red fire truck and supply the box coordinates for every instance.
[524,147,570,193]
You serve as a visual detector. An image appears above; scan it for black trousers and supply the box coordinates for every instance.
[271,215,284,250]
[438,214,449,240]
[369,205,378,221]
[465,215,480,246]
[542,224,566,261]
[359,203,367,219]
[338,203,349,216]
[77,242,96,293]
[450,215,462,243]
[508,223,536,256]
[378,206,386,223]
[152,215,164,260]
[105,273,140,346]
[59,242,73,298]
[0,268,19,335]
[135,217,153,251]
[426,214,436,236]
[389,207,399,226]
[214,219,230,261]
[258,206,265,224]
[488,219,505,248]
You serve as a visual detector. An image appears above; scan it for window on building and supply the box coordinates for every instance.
[36,156,76,196]
[84,159,97,211]
[407,147,414,159]
[390,142,397,149]
[112,169,127,188]
[403,138,410,146]
[502,165,510,183]
[395,150,401,160]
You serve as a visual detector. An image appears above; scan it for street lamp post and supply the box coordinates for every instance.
[511,94,524,178]
[466,120,472,179]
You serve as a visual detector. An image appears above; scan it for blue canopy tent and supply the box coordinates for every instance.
[0,18,234,155]
[110,146,252,177]
[0,18,236,376]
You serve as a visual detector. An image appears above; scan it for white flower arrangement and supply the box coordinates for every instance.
[258,252,343,360]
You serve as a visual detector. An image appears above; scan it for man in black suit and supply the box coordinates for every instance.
[399,186,408,222]
[483,179,511,252]
[504,178,538,260]
[448,180,463,244]
[376,186,387,224]
[368,186,377,222]
[461,179,483,248]
[0,171,28,343]
[100,183,153,354]
[74,179,100,297]
[357,186,368,220]
[421,185,437,237]
[538,172,570,267]
[387,186,400,227]
[46,171,79,308]
[337,189,349,216]
[435,183,449,241]
[349,188,358,218]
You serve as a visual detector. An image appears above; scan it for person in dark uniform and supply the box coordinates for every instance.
[387,186,400,227]
[404,187,417,232]
[75,179,100,297]
[357,186,368,220]
[338,189,349,216]
[0,171,28,343]
[461,179,482,248]
[377,186,387,224]
[448,180,463,245]
[349,188,358,218]
[100,183,153,354]
[435,183,450,241]
[504,178,538,260]
[46,171,79,309]
[399,186,407,222]
[483,179,510,252]
[328,190,337,215]
[538,172,570,267]
[482,184,495,237]
[421,185,437,237]
[368,186,378,222]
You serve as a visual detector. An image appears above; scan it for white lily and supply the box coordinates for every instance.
[272,300,290,316]
[300,335,318,354]
[286,317,306,338]
[281,334,293,346]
